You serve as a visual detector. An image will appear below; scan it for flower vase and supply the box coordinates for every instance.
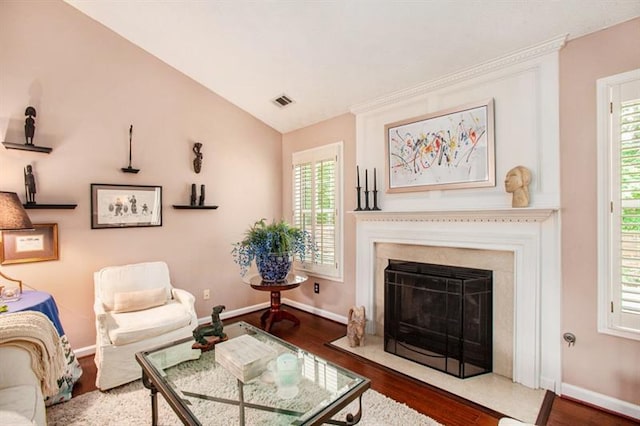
[257,252,292,283]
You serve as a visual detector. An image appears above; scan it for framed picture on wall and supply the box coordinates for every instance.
[91,184,162,229]
[384,98,495,192]
[1,223,59,265]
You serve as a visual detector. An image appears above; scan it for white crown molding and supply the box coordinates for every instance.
[350,208,556,223]
[350,34,568,114]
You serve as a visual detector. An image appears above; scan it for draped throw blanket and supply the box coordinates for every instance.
[0,311,66,397]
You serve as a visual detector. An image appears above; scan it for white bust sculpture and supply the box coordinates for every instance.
[504,166,531,208]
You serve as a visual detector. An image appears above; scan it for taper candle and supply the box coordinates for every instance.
[374,168,377,191]
[365,169,368,191]
[357,165,360,187]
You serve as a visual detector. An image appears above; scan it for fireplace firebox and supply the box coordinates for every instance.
[384,260,493,378]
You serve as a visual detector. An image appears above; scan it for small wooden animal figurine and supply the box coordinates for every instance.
[192,304,227,350]
[347,305,366,347]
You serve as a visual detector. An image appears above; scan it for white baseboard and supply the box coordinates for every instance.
[561,383,640,420]
[215,302,270,324]
[74,344,96,358]
[282,298,348,325]
[539,376,557,393]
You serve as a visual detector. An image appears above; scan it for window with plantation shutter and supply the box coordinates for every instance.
[597,69,640,340]
[292,142,343,279]
[619,97,640,317]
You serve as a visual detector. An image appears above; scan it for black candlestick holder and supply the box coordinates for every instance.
[364,190,371,211]
[372,190,381,211]
[355,186,363,211]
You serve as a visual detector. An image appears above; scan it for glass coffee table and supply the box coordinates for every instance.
[136,321,370,425]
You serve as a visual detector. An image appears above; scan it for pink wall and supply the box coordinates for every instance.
[0,1,283,349]
[560,17,640,404]
[282,113,357,318]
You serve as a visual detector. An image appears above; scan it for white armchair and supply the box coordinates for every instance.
[93,261,198,390]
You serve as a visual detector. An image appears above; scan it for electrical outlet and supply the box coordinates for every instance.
[203,289,210,300]
[314,282,320,294]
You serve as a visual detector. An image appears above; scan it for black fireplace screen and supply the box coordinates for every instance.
[384,260,492,379]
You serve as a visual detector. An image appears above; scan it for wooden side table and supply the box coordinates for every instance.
[244,273,308,332]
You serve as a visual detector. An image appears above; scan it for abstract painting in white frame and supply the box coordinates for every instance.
[385,98,495,192]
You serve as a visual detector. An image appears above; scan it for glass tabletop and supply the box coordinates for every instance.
[137,321,370,425]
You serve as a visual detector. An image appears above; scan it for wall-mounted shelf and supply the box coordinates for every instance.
[3,142,52,153]
[121,166,139,174]
[172,205,218,210]
[23,204,77,210]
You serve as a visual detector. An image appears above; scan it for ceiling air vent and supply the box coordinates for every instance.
[272,94,295,108]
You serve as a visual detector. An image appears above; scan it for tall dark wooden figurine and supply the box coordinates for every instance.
[121,124,140,173]
[24,106,36,146]
[198,184,205,206]
[190,184,197,206]
[193,142,203,173]
[24,165,37,204]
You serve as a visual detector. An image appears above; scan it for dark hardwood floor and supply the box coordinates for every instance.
[73,306,638,426]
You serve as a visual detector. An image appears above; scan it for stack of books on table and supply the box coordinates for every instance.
[215,334,277,382]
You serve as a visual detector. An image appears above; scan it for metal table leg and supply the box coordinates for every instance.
[141,371,159,426]
[237,379,245,426]
[325,394,363,425]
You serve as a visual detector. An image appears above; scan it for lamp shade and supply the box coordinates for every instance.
[0,191,33,230]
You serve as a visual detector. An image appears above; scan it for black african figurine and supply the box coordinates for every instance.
[193,142,203,174]
[24,165,37,204]
[24,106,36,145]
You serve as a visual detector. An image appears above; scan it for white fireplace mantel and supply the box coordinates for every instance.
[353,208,561,391]
[350,208,555,223]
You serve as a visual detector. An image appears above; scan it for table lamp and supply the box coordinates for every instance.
[0,191,34,294]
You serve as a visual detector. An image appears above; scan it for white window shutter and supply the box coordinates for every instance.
[292,143,343,280]
[598,69,640,339]
[617,94,640,322]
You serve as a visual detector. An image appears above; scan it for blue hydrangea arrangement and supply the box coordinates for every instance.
[232,219,317,278]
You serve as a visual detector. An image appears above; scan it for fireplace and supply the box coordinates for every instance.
[384,260,492,378]
[354,209,560,390]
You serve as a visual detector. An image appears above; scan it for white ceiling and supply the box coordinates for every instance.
[64,1,640,133]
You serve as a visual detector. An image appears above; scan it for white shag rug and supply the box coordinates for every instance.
[47,379,441,425]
